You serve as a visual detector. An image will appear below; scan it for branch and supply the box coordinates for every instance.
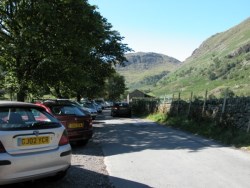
[0,26,12,40]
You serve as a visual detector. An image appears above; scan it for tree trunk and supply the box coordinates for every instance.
[16,56,27,102]
[17,90,26,102]
[76,93,81,102]
[55,86,62,98]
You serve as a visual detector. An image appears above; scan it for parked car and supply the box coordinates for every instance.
[0,101,71,185]
[35,100,93,145]
[72,101,98,120]
[105,101,114,108]
[82,101,102,113]
[50,99,98,120]
[94,99,105,109]
[111,102,132,117]
[81,106,98,120]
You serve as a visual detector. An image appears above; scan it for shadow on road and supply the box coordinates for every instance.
[1,166,150,188]
[1,128,151,188]
[92,110,224,157]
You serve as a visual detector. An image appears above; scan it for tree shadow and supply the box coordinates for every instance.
[1,133,152,188]
[92,115,225,157]
[1,165,151,188]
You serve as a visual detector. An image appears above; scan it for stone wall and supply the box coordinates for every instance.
[168,97,250,132]
[131,97,250,132]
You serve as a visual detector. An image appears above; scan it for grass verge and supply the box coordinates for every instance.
[147,113,250,151]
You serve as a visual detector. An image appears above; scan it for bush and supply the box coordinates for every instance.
[147,113,168,123]
[220,88,235,98]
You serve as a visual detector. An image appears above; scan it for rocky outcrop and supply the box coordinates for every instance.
[227,43,250,58]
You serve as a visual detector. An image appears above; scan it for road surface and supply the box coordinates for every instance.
[95,109,250,188]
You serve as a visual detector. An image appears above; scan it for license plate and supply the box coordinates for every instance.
[19,136,50,146]
[69,123,84,128]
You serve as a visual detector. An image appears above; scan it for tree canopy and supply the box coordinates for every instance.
[0,0,131,101]
[105,73,127,101]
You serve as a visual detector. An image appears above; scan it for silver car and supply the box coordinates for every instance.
[0,101,71,185]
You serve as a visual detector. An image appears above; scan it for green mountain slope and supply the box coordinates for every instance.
[116,52,182,93]
[153,17,250,98]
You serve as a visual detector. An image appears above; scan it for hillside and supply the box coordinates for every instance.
[152,17,250,98]
[116,52,182,92]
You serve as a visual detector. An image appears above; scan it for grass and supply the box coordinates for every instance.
[147,113,250,151]
[147,113,168,123]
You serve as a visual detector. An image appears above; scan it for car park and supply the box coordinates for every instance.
[105,101,113,108]
[72,101,98,120]
[93,102,103,113]
[52,99,98,120]
[94,99,105,109]
[111,102,132,117]
[82,101,102,114]
[80,105,97,120]
[34,99,93,145]
[0,101,71,185]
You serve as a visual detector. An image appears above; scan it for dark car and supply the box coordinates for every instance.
[111,102,132,117]
[35,100,93,145]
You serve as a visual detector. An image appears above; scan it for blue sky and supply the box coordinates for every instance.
[88,0,250,61]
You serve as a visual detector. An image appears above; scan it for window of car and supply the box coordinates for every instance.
[50,105,86,116]
[0,107,61,130]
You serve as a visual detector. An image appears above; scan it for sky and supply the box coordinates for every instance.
[88,0,250,61]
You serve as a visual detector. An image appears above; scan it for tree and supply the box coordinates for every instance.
[0,0,131,101]
[106,73,127,100]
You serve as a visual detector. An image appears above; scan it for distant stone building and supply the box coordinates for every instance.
[127,89,154,103]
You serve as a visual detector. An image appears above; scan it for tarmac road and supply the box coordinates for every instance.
[96,109,250,188]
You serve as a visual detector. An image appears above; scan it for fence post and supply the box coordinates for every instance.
[220,91,228,122]
[247,118,250,133]
[202,90,208,116]
[187,91,193,117]
[177,92,181,115]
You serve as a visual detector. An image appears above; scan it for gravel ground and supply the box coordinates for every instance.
[3,126,115,188]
